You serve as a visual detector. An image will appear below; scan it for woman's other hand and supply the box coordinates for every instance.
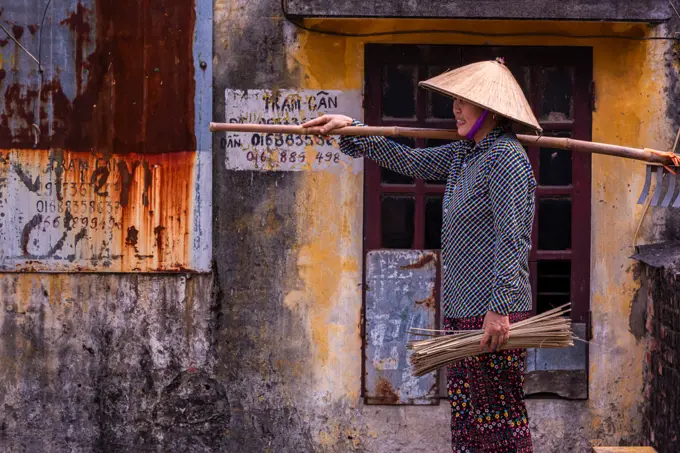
[302,114,353,135]
[480,311,510,353]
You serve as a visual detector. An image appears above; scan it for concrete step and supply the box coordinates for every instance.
[592,448,658,453]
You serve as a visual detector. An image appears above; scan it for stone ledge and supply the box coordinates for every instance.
[592,447,658,453]
[285,0,672,22]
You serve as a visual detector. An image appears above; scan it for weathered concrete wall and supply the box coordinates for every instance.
[0,273,219,452]
[213,3,680,451]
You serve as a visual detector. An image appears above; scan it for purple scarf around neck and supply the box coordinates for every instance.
[465,110,489,141]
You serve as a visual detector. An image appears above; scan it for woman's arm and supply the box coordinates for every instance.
[487,141,535,316]
[303,115,460,180]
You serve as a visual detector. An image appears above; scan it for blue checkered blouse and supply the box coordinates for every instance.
[340,122,536,319]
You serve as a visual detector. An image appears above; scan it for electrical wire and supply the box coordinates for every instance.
[670,0,680,20]
[0,1,52,146]
[38,0,52,71]
[0,23,41,66]
[33,0,53,148]
[281,0,680,41]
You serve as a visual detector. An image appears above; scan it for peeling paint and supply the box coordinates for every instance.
[401,253,437,270]
[283,170,364,403]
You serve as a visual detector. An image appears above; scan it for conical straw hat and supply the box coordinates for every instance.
[419,59,542,132]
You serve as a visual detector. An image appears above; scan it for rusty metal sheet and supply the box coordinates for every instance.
[0,150,196,271]
[0,0,212,272]
[364,250,439,405]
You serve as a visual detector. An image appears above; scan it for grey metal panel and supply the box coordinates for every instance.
[364,250,438,405]
[533,323,587,371]
[191,0,213,272]
[525,323,588,399]
[526,347,537,372]
[285,0,672,22]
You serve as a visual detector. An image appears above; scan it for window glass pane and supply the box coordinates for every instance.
[507,64,531,102]
[381,137,415,184]
[426,66,454,119]
[538,66,573,121]
[540,148,572,186]
[538,198,571,250]
[382,65,417,118]
[536,261,571,314]
[381,196,415,248]
[425,196,443,249]
[381,169,415,185]
[423,138,452,185]
[424,138,452,148]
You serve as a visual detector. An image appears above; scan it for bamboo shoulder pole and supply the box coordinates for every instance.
[209,122,678,166]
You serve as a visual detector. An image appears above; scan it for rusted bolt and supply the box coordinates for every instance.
[199,60,207,70]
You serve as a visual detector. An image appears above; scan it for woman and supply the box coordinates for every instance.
[303,58,540,453]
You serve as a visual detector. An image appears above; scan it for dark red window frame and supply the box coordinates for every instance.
[363,44,592,324]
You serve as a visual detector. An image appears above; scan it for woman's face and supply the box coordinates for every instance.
[453,98,485,137]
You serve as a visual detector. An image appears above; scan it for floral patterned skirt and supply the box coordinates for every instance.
[445,312,533,453]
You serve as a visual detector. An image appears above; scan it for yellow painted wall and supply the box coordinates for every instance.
[283,18,673,449]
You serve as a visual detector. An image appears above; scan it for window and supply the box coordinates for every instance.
[362,45,592,404]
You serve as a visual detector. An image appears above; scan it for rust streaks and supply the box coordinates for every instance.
[1,83,38,146]
[90,165,110,196]
[0,149,195,271]
[11,25,23,40]
[125,226,139,248]
[60,2,92,96]
[0,80,71,149]
[1,0,197,153]
[68,0,197,154]
[375,377,399,404]
[400,253,437,270]
[154,225,166,257]
[415,293,436,311]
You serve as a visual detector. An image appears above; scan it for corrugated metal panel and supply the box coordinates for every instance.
[364,250,439,405]
[0,0,211,272]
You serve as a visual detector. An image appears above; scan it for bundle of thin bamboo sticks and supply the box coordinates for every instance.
[407,304,573,377]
